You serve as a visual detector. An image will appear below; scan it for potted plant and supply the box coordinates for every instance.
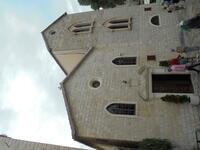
[159,61,171,67]
[138,138,172,150]
[161,95,190,103]
[161,95,200,105]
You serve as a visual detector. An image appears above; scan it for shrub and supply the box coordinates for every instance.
[138,138,172,150]
[161,95,190,103]
[159,61,171,67]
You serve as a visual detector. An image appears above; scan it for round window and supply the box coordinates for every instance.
[49,30,56,35]
[90,80,100,88]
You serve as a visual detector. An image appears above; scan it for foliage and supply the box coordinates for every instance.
[138,138,172,150]
[161,95,190,103]
[159,61,171,67]
[78,0,127,10]
[78,0,91,5]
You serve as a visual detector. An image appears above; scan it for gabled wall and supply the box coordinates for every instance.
[62,45,198,149]
[43,5,179,51]
[42,4,180,74]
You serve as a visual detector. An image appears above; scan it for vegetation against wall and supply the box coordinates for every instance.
[159,61,171,67]
[138,138,172,150]
[78,0,131,10]
[161,95,190,103]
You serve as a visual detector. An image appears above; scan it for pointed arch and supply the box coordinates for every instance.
[103,17,132,31]
[68,21,94,34]
[106,103,136,115]
[112,57,137,65]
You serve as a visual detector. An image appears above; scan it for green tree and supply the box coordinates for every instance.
[78,0,127,10]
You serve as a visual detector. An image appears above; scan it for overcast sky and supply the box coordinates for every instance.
[0,0,91,149]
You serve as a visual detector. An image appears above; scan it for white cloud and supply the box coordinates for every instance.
[63,0,91,14]
[65,0,75,13]
[3,72,43,111]
[0,7,90,149]
[0,71,82,147]
[0,1,94,149]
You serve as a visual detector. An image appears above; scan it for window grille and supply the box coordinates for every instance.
[152,74,194,93]
[68,22,94,34]
[103,18,132,31]
[112,57,136,65]
[106,103,136,115]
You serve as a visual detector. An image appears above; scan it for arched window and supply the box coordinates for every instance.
[106,103,136,115]
[103,18,132,31]
[150,15,160,26]
[68,22,94,34]
[112,57,136,65]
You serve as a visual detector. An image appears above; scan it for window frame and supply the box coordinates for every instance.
[149,71,195,98]
[152,74,194,94]
[103,17,132,32]
[111,56,138,67]
[68,21,95,34]
[105,102,137,117]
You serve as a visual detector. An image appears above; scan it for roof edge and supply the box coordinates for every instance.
[41,32,68,75]
[60,47,94,140]
[41,13,68,75]
[77,136,140,149]
[49,49,68,75]
[41,12,67,34]
[62,47,94,84]
[60,82,77,138]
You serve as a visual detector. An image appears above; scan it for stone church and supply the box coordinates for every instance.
[42,1,200,150]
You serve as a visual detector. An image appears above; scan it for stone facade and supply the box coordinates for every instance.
[42,4,181,74]
[42,2,200,150]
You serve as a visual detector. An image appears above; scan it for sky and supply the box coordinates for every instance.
[0,0,91,149]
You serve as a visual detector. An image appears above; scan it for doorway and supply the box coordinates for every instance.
[152,74,194,93]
